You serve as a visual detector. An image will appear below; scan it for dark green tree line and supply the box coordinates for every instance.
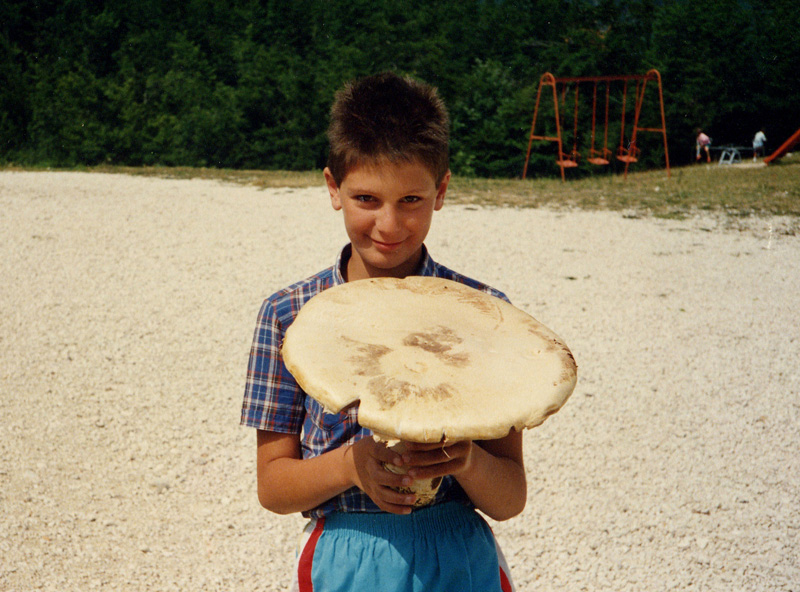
[1,0,798,177]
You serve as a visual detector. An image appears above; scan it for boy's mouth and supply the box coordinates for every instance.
[372,238,404,252]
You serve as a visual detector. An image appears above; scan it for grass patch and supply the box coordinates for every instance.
[89,165,325,188]
[447,155,800,217]
[4,154,799,218]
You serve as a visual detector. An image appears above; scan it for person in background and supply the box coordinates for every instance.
[695,128,711,163]
[753,128,767,161]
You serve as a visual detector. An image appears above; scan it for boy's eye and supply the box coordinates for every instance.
[402,195,422,203]
[354,194,375,203]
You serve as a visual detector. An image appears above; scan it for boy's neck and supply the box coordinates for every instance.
[344,245,424,282]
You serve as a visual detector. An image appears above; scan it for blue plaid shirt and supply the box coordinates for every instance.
[241,244,509,518]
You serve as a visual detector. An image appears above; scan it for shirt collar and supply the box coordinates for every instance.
[415,244,436,276]
[333,244,349,285]
[334,244,435,284]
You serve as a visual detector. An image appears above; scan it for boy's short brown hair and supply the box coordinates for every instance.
[326,72,450,186]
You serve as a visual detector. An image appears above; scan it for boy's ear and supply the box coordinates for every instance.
[324,167,342,210]
[434,170,451,211]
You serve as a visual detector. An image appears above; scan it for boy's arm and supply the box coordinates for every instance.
[399,430,526,521]
[256,430,420,515]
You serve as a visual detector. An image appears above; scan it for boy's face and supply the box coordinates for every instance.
[325,159,449,282]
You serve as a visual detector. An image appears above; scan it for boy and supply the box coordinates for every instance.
[241,72,524,591]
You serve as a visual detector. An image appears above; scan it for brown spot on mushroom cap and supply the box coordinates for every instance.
[346,338,391,376]
[368,376,454,410]
[403,326,469,366]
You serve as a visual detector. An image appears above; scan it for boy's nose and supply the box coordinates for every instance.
[375,205,402,233]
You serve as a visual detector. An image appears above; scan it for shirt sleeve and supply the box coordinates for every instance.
[240,297,305,432]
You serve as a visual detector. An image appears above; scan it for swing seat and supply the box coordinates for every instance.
[557,150,580,168]
[616,145,640,163]
[588,148,611,166]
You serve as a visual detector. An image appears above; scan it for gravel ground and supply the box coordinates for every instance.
[1,171,798,591]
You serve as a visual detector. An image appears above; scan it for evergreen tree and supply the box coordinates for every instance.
[0,0,797,174]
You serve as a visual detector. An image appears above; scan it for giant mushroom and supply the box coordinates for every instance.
[282,276,577,505]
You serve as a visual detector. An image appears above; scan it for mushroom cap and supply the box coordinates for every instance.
[282,276,577,443]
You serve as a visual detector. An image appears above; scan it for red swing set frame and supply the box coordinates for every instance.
[522,70,670,181]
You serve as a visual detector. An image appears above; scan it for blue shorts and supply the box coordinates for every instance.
[291,502,514,592]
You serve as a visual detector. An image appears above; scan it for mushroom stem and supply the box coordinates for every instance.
[374,436,441,507]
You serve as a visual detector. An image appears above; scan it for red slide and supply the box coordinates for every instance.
[763,127,800,164]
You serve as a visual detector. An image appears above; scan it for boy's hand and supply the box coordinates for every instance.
[349,438,418,515]
[397,440,475,482]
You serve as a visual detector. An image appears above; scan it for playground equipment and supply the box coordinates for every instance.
[764,127,800,164]
[523,70,670,181]
[556,83,581,169]
[615,78,641,165]
[587,81,612,166]
[713,145,750,165]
